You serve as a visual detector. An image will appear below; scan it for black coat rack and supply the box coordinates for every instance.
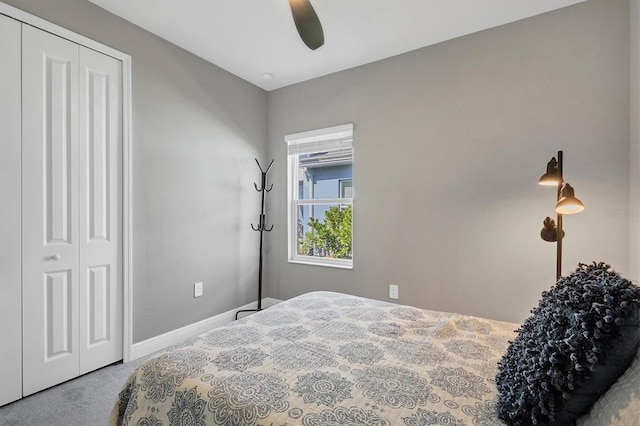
[236,158,274,320]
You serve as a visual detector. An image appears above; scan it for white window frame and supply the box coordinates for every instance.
[285,124,354,269]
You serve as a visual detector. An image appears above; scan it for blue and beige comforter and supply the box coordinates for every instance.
[110,291,518,425]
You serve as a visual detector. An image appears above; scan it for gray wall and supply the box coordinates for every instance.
[631,0,640,282]
[5,0,633,339]
[266,0,631,323]
[3,0,268,343]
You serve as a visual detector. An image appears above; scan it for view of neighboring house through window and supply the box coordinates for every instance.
[285,124,353,268]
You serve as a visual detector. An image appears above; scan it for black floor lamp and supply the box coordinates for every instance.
[538,151,584,280]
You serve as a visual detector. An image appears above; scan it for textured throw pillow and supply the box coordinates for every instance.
[496,262,640,425]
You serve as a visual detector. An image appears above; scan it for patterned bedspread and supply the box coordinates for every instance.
[110,291,518,426]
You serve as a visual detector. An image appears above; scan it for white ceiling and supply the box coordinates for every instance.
[87,0,584,91]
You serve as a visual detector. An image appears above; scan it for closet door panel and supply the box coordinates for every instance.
[78,47,123,373]
[0,15,23,407]
[22,24,80,396]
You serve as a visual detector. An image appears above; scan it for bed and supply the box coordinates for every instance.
[110,291,518,425]
[110,290,640,425]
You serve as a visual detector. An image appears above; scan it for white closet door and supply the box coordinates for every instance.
[0,14,23,406]
[78,47,123,374]
[22,24,80,396]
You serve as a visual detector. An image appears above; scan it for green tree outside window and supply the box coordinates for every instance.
[302,205,352,259]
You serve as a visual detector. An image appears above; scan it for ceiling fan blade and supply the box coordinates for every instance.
[288,0,324,50]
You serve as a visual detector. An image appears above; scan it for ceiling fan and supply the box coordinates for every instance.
[288,0,324,50]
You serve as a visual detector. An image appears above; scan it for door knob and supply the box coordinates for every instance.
[51,254,61,261]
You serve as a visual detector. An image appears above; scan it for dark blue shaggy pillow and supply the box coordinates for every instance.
[496,262,640,425]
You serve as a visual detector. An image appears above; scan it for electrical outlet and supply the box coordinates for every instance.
[389,284,398,299]
[194,282,203,298]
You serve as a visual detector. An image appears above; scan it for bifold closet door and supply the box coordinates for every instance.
[0,14,23,407]
[22,24,123,396]
[22,24,81,396]
[78,45,123,375]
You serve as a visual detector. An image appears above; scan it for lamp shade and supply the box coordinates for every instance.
[538,157,561,186]
[555,183,584,214]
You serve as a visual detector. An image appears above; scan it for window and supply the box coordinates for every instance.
[339,179,353,198]
[285,124,353,268]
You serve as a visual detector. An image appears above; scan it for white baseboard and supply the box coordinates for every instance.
[128,297,282,361]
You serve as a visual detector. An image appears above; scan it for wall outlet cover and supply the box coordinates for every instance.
[389,284,399,299]
[194,282,203,298]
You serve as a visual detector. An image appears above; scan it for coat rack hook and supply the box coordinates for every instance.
[255,158,275,174]
[253,158,274,192]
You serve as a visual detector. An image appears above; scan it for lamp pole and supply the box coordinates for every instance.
[555,151,563,280]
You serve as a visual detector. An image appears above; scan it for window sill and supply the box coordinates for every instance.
[288,256,353,270]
